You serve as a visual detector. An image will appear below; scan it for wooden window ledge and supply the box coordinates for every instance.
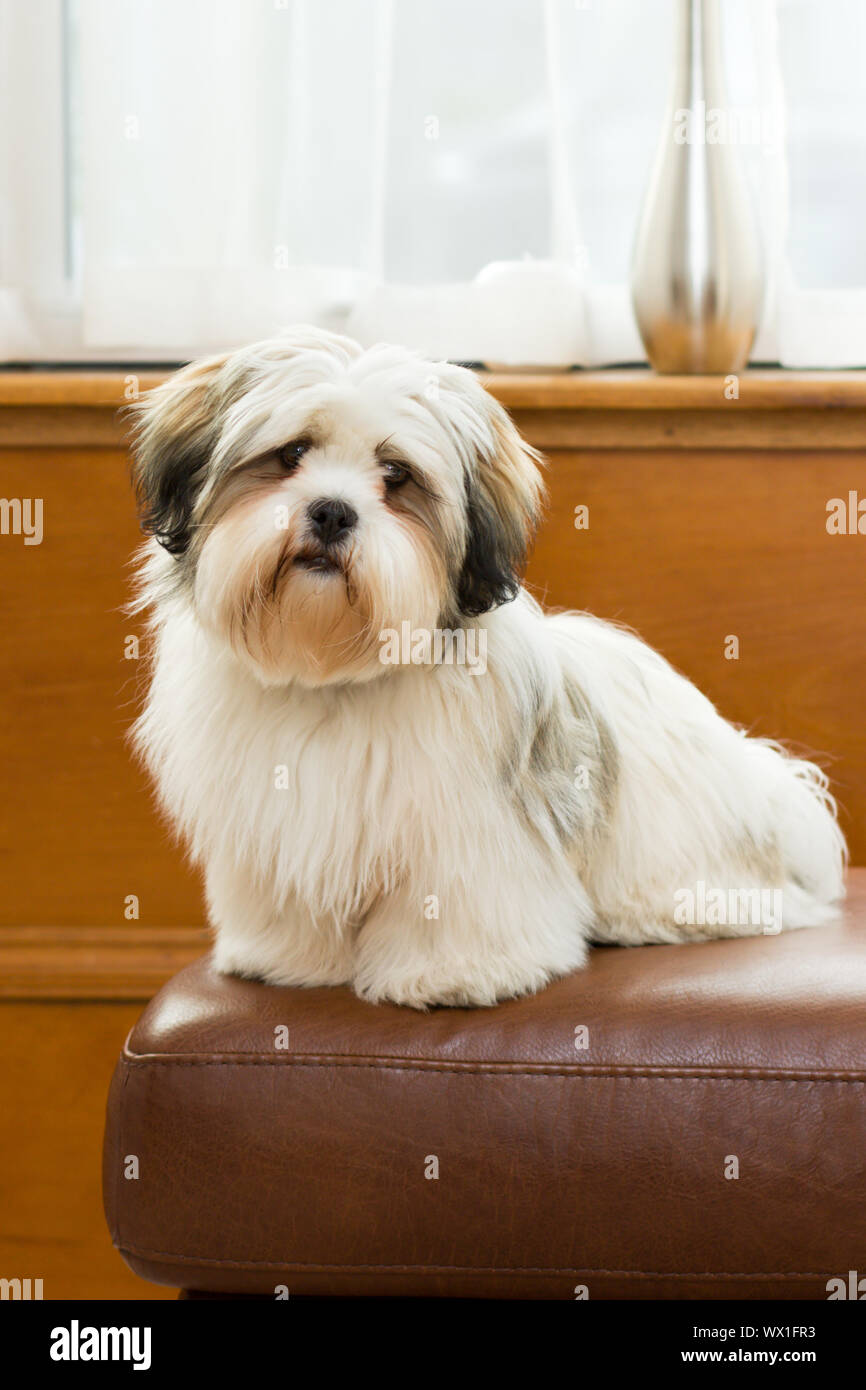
[2,367,866,450]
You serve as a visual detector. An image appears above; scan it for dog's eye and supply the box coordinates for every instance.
[279,438,312,472]
[382,460,410,488]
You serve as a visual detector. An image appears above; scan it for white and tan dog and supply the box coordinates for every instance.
[131,327,846,1007]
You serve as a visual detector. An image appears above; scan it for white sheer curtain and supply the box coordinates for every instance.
[776,0,866,365]
[2,0,866,365]
[79,0,390,350]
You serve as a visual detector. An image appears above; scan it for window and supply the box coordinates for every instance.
[1,0,865,366]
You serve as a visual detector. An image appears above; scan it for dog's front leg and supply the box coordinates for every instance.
[206,855,356,988]
[353,862,593,1009]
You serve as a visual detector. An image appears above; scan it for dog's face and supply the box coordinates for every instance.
[132,328,542,685]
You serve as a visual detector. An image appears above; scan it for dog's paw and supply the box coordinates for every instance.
[213,937,355,989]
[352,960,554,1010]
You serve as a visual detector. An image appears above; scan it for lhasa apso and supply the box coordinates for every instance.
[131,328,846,1008]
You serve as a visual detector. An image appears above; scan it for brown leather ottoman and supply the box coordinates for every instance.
[103,872,866,1300]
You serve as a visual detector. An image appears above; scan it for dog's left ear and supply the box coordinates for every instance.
[456,389,544,617]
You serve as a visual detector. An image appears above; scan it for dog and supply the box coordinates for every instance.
[130,327,846,1008]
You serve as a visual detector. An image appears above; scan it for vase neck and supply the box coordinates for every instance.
[672,0,727,111]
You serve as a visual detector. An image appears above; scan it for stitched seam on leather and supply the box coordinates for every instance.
[114,1244,828,1278]
[120,1052,866,1082]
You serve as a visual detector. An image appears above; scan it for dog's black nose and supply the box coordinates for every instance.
[307,498,358,545]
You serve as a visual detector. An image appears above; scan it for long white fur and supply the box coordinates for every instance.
[132,330,846,1008]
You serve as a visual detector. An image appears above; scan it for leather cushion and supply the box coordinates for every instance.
[103,872,866,1299]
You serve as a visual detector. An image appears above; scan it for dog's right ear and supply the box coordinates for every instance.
[130,353,234,556]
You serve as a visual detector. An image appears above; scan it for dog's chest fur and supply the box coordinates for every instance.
[137,608,539,920]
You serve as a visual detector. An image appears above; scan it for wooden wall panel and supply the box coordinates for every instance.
[0,1001,174,1299]
[0,447,203,928]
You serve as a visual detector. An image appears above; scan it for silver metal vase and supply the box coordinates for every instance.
[631,0,764,374]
